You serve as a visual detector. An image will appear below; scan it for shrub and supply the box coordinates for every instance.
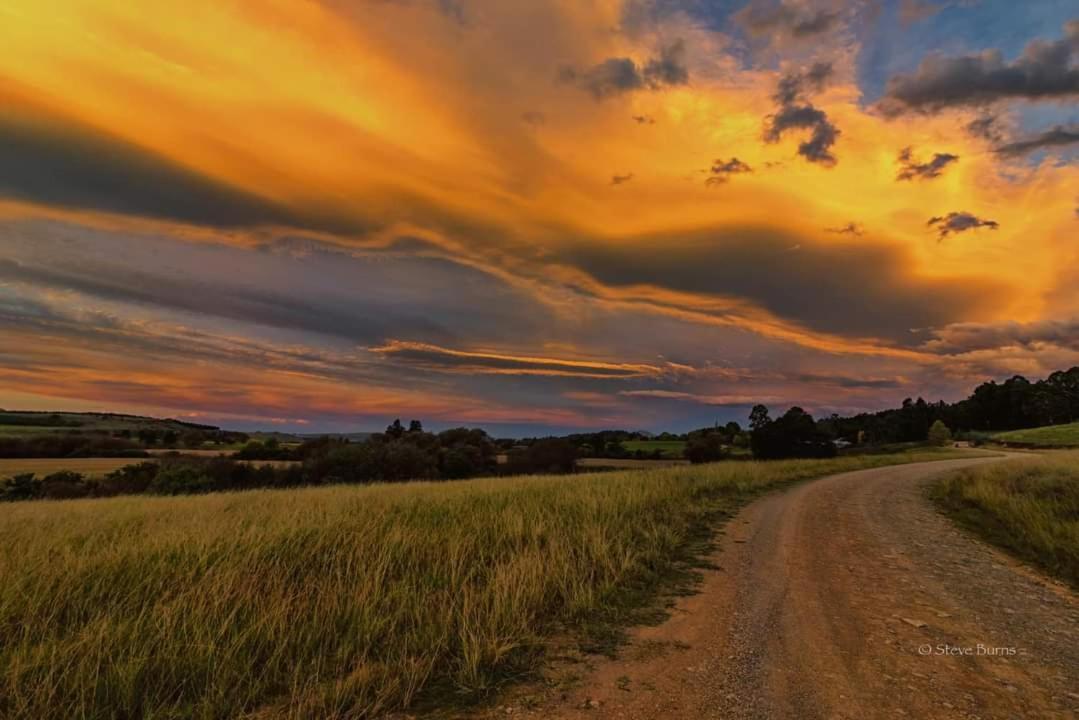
[928,420,953,446]
[0,474,41,501]
[149,465,216,495]
[683,432,727,464]
[39,471,91,500]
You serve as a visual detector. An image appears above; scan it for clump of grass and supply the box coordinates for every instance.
[0,450,962,719]
[930,452,1079,587]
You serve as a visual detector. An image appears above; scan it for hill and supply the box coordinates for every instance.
[0,410,218,437]
[992,421,1079,447]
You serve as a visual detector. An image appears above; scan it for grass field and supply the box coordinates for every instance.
[0,457,145,478]
[0,448,969,720]
[620,439,687,458]
[992,421,1079,447]
[929,453,1079,587]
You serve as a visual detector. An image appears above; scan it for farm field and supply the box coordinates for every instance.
[0,457,144,478]
[578,457,689,469]
[620,439,687,458]
[930,451,1079,586]
[992,421,1079,447]
[0,448,969,720]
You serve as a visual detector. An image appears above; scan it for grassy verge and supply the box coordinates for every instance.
[1,448,968,719]
[929,452,1079,587]
[992,421,1079,448]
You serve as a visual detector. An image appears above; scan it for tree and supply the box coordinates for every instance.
[507,439,577,474]
[927,420,952,446]
[751,407,837,460]
[385,419,405,439]
[749,404,771,431]
[408,420,424,434]
[684,431,727,464]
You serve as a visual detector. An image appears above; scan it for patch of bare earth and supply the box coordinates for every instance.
[461,457,1079,719]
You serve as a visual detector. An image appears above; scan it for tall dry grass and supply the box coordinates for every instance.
[1,450,961,719]
[930,452,1079,587]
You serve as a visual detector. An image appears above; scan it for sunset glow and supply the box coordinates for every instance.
[2,1,1077,433]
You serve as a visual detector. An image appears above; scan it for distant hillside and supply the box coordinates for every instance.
[0,411,219,436]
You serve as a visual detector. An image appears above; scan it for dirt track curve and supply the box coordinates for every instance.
[480,456,1079,720]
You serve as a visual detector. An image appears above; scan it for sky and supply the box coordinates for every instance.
[0,0,1077,436]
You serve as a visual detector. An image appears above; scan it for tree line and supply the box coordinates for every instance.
[1,420,580,501]
[822,366,1079,444]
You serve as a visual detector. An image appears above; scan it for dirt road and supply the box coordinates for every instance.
[491,456,1079,719]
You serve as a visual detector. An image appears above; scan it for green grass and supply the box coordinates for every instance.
[1,449,968,719]
[929,453,1079,587]
[620,439,687,458]
[992,421,1079,447]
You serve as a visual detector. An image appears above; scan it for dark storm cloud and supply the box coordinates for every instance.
[0,289,393,385]
[994,124,1079,156]
[764,64,840,166]
[0,114,362,233]
[0,258,430,344]
[765,105,840,165]
[705,157,753,185]
[880,20,1079,114]
[560,40,688,99]
[736,1,840,39]
[927,212,999,239]
[561,226,1001,340]
[895,146,959,180]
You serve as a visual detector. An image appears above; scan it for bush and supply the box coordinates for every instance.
[149,465,216,496]
[39,471,91,500]
[928,420,953,446]
[0,474,40,501]
[683,432,727,464]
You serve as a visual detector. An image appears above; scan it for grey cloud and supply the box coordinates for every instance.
[966,114,1004,143]
[923,319,1079,354]
[994,124,1079,156]
[881,20,1079,113]
[764,64,840,165]
[825,222,865,236]
[706,157,753,185]
[927,211,999,239]
[774,61,834,105]
[896,146,959,180]
[371,341,662,379]
[0,113,362,233]
[561,226,1002,340]
[899,0,943,25]
[0,224,546,347]
[561,40,689,99]
[737,1,840,39]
